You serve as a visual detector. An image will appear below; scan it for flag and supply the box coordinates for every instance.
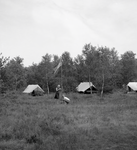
[54,58,62,75]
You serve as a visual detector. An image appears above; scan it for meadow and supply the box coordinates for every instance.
[0,91,137,150]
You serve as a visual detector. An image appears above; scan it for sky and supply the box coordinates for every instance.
[0,0,137,66]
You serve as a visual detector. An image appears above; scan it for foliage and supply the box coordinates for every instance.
[5,57,26,90]
[74,54,87,82]
[81,44,122,94]
[0,44,137,93]
[0,53,9,93]
[37,54,53,93]
[120,51,137,84]
[61,52,77,92]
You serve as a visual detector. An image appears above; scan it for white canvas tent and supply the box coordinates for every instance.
[76,82,97,93]
[127,82,137,92]
[23,84,44,96]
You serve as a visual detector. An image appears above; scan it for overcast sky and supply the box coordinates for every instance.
[0,0,137,66]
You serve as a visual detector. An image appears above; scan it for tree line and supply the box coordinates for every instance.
[0,43,137,94]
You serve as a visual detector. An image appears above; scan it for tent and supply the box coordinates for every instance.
[76,82,97,94]
[127,82,137,92]
[23,84,44,96]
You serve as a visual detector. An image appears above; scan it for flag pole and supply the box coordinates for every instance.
[53,56,63,98]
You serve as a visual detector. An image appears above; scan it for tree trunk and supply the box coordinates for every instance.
[89,71,92,95]
[15,76,18,91]
[101,73,104,99]
[60,60,63,97]
[47,80,49,94]
[0,69,1,94]
[46,73,49,94]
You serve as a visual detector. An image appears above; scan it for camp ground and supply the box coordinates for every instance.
[127,82,137,93]
[23,84,44,96]
[76,82,97,94]
[1,15,137,149]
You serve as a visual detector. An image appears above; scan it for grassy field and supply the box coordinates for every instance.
[0,91,137,150]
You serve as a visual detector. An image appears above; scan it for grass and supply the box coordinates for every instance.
[0,91,137,150]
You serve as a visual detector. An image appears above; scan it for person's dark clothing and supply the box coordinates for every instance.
[54,91,59,99]
[54,86,61,99]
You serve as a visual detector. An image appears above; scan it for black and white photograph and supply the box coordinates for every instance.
[0,0,137,149]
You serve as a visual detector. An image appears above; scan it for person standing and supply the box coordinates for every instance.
[54,85,61,99]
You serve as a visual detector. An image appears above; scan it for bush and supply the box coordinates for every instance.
[31,90,44,96]
[98,85,113,94]
[2,90,19,99]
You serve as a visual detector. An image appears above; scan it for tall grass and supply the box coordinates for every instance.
[0,91,137,149]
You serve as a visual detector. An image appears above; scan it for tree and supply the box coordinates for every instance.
[96,46,121,96]
[82,44,99,94]
[0,53,9,93]
[109,48,122,88]
[61,52,77,92]
[74,54,87,83]
[38,54,53,94]
[80,44,121,97]
[120,51,137,85]
[97,46,112,97]
[25,63,38,85]
[5,57,26,90]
